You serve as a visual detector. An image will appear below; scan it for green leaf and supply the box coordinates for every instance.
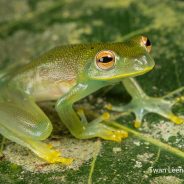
[0,0,184,183]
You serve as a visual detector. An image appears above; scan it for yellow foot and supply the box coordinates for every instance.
[175,96,184,103]
[47,143,53,149]
[29,141,73,165]
[104,103,113,110]
[134,121,141,128]
[102,112,111,121]
[102,129,128,142]
[43,149,73,165]
[168,115,184,125]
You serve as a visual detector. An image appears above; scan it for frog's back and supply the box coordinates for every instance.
[4,44,91,101]
[2,38,146,101]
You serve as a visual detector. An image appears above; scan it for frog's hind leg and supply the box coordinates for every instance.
[0,98,73,164]
[107,78,184,128]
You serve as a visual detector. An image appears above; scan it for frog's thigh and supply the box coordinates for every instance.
[0,102,72,164]
[0,102,52,141]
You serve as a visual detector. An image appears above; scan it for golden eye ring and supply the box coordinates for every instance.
[141,36,152,53]
[95,50,116,70]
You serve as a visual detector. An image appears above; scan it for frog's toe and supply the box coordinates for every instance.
[105,129,128,142]
[90,121,128,142]
[90,113,128,141]
[28,140,73,165]
[39,144,73,165]
[45,149,73,165]
[166,114,184,125]
[134,121,142,128]
[75,118,128,142]
[175,96,184,104]
[99,130,128,142]
[162,86,184,103]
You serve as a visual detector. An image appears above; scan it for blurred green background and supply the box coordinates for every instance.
[0,0,184,183]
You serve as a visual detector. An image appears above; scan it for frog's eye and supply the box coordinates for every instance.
[95,50,116,70]
[141,36,152,53]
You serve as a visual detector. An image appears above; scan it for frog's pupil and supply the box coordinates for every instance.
[99,56,113,63]
[146,39,151,46]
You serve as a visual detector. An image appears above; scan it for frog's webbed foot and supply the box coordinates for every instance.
[77,110,128,142]
[108,96,184,128]
[28,140,73,164]
[106,78,184,128]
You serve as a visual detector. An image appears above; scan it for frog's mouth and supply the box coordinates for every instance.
[98,66,154,81]
[114,65,154,79]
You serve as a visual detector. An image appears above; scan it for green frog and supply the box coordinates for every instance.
[0,36,183,164]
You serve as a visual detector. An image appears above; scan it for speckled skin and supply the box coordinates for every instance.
[0,36,182,164]
[5,36,151,101]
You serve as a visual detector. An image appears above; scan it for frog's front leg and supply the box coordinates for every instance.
[108,78,184,128]
[0,90,73,164]
[56,83,128,142]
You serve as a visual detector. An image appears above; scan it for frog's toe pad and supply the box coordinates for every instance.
[175,96,184,103]
[134,121,142,128]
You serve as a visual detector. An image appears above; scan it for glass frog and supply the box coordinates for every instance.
[0,36,183,164]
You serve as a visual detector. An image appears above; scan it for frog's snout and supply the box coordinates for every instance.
[133,55,155,73]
